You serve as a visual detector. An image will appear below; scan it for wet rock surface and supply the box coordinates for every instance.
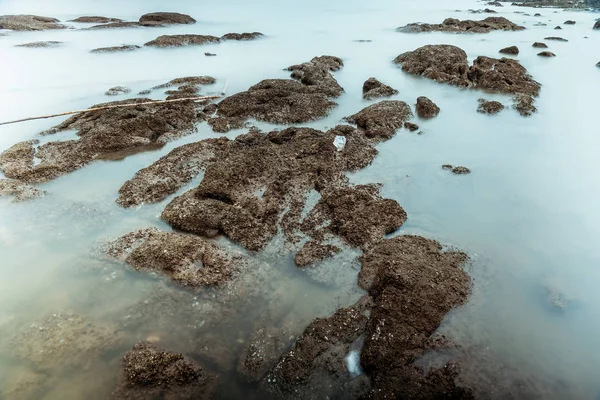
[212,56,344,132]
[145,34,221,47]
[538,51,556,57]
[451,166,471,175]
[499,45,519,55]
[404,121,419,131]
[294,240,341,267]
[112,342,217,400]
[595,20,600,29]
[105,86,131,96]
[15,40,62,48]
[0,178,46,202]
[397,16,524,33]
[138,12,196,25]
[0,15,65,31]
[345,100,413,139]
[70,16,122,23]
[0,93,210,183]
[477,99,505,114]
[90,45,141,53]
[532,41,548,48]
[106,227,239,287]
[513,94,537,116]
[564,20,576,25]
[416,96,440,118]
[545,36,568,41]
[221,32,264,41]
[362,77,398,100]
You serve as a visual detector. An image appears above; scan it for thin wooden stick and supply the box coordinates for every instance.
[0,95,222,127]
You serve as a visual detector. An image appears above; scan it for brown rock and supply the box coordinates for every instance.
[442,164,453,170]
[0,178,46,202]
[595,20,600,29]
[544,36,568,41]
[538,51,556,57]
[564,20,576,25]
[532,42,548,48]
[404,121,419,131]
[70,16,122,23]
[138,12,196,25]
[106,227,238,287]
[87,21,143,30]
[345,100,413,139]
[451,166,471,174]
[513,94,537,116]
[499,45,519,55]
[394,45,470,87]
[112,342,217,400]
[221,32,264,41]
[294,240,341,267]
[0,15,64,31]
[487,1,503,5]
[205,52,216,56]
[554,25,562,30]
[362,77,399,100]
[467,56,540,96]
[397,16,524,33]
[90,45,140,53]
[144,34,221,47]
[416,96,440,118]
[15,41,62,48]
[105,86,131,96]
[477,98,504,114]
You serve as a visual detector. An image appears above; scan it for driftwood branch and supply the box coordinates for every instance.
[0,95,222,127]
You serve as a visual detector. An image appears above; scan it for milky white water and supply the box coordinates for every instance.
[1,0,600,398]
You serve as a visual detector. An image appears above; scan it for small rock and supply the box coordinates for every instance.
[593,20,600,30]
[105,86,131,96]
[90,45,140,53]
[404,122,419,131]
[70,16,122,23]
[451,166,471,175]
[533,22,547,26]
[544,36,568,42]
[0,179,46,202]
[416,96,440,118]
[537,51,556,57]
[15,41,62,48]
[554,26,562,30]
[477,99,504,114]
[138,12,196,25]
[499,45,519,55]
[441,164,453,170]
[144,34,221,47]
[397,16,524,33]
[513,94,537,117]
[205,52,217,56]
[487,1,503,5]
[596,62,600,68]
[221,32,264,41]
[534,13,542,17]
[532,42,548,48]
[362,77,398,100]
[564,20,576,25]
[86,21,141,30]
[0,15,65,31]
[138,89,151,95]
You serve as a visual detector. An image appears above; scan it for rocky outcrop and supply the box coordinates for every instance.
[499,45,519,55]
[554,25,562,30]
[144,34,221,47]
[513,94,537,116]
[70,16,122,23]
[106,227,238,287]
[294,241,341,267]
[564,20,576,24]
[90,45,140,53]
[0,15,65,31]
[404,121,419,131]
[416,96,440,118]
[538,51,556,57]
[87,21,142,29]
[112,342,217,400]
[532,42,548,48]
[138,12,196,25]
[595,20,600,29]
[105,86,131,96]
[15,41,62,48]
[452,166,471,174]
[0,178,46,202]
[345,100,413,139]
[544,36,568,41]
[221,32,264,41]
[477,99,504,114]
[362,77,398,99]
[397,16,524,33]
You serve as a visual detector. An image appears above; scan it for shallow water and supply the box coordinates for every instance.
[1,0,600,398]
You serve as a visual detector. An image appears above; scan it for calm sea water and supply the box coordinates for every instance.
[1,0,600,398]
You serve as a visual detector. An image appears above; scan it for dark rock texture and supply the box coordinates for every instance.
[87,21,142,29]
[90,45,141,53]
[0,15,65,31]
[404,121,419,131]
[499,45,519,55]
[144,34,221,47]
[544,36,568,41]
[564,20,576,24]
[532,42,548,48]
[538,51,556,57]
[221,32,264,41]
[513,94,537,116]
[294,240,341,267]
[397,16,524,33]
[595,20,600,29]
[15,41,62,48]
[451,166,471,174]
[0,178,46,202]
[138,12,196,25]
[105,86,131,96]
[477,99,505,114]
[416,96,440,118]
[345,100,413,139]
[112,342,217,400]
[70,16,122,23]
[362,77,398,100]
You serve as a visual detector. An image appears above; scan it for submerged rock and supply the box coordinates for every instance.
[0,15,65,31]
[345,100,413,139]
[477,98,505,114]
[442,164,453,170]
[532,42,548,48]
[87,21,142,29]
[0,178,46,202]
[106,227,239,287]
[138,12,196,25]
[513,94,537,116]
[451,166,471,174]
[144,34,221,47]
[362,77,398,100]
[416,96,440,118]
[112,342,217,400]
[221,32,264,41]
[595,20,600,29]
[538,51,556,57]
[397,16,524,33]
[15,41,62,48]
[544,36,568,41]
[564,20,576,25]
[468,56,540,96]
[0,96,206,183]
[554,25,563,30]
[212,56,344,131]
[499,45,519,55]
[404,121,419,131]
[105,86,131,96]
[294,240,341,267]
[488,0,503,4]
[90,45,141,53]
[70,16,122,23]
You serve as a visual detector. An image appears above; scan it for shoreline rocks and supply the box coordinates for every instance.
[105,86,131,96]
[499,45,519,55]
[138,12,196,25]
[362,77,398,100]
[538,51,556,57]
[70,16,122,23]
[0,15,65,31]
[477,99,504,114]
[532,42,548,48]
[144,32,264,47]
[15,41,62,48]
[90,45,140,53]
[544,36,568,41]
[416,96,440,118]
[397,16,524,33]
[0,178,46,202]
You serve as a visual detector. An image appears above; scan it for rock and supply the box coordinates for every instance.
[138,12,196,25]
[70,16,122,23]
[394,45,470,87]
[397,16,524,33]
[499,45,519,55]
[532,41,548,48]
[0,15,65,31]
[213,56,344,131]
[594,20,600,29]
[111,342,217,400]
[533,22,548,26]
[596,61,600,68]
[564,20,576,24]
[477,98,504,114]
[0,96,206,183]
[138,89,152,95]
[106,227,239,287]
[294,240,341,267]
[362,77,398,100]
[144,34,221,47]
[442,164,453,170]
[404,121,419,131]
[300,184,407,250]
[467,56,540,96]
[345,100,413,139]
[538,51,556,57]
[544,36,568,41]
[554,25,562,29]
[487,0,503,5]
[90,45,141,53]
[451,166,471,174]
[105,86,131,96]
[0,178,46,202]
[534,13,542,16]
[12,312,122,371]
[416,96,440,118]
[0,367,47,400]
[205,52,216,56]
[513,94,537,116]
[15,41,62,48]
[221,32,264,41]
[86,21,142,29]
